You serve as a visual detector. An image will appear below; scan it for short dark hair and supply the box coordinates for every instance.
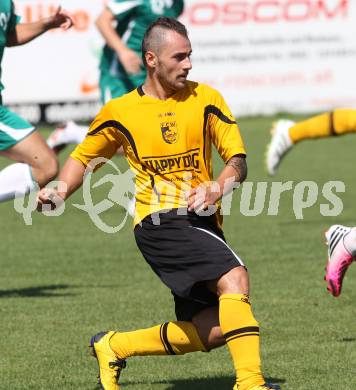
[141,17,189,65]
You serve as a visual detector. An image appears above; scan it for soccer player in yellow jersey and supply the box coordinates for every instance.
[38,17,280,390]
[265,109,356,175]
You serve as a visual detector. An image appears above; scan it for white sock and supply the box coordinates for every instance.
[62,121,88,144]
[0,163,35,202]
[344,228,356,257]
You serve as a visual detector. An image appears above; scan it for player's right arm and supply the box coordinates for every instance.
[6,6,73,47]
[95,5,142,74]
[37,103,123,210]
[36,157,86,210]
[37,149,109,210]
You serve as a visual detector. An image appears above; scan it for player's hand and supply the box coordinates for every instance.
[46,6,74,30]
[118,48,142,75]
[185,182,222,213]
[36,188,64,212]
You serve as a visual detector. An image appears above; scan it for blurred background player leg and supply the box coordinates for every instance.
[47,120,88,154]
[324,225,356,297]
[266,109,356,175]
[0,109,58,202]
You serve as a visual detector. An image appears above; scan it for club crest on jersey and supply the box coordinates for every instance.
[161,121,178,144]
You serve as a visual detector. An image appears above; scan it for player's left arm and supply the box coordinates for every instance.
[6,6,73,47]
[186,88,247,212]
[186,154,247,212]
[220,154,247,188]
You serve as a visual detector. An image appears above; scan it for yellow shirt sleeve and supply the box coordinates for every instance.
[207,88,246,163]
[70,103,123,169]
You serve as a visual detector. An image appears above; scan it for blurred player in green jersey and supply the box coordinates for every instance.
[0,1,73,202]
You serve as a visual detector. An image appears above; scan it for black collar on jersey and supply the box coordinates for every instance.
[137,85,145,97]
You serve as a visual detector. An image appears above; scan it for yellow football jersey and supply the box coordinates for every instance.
[71,81,246,226]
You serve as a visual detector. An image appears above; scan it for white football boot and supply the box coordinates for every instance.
[47,121,87,153]
[265,119,294,175]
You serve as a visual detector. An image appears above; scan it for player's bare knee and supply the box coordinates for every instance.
[215,266,249,296]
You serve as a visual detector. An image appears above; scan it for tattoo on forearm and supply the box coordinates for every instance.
[227,155,247,183]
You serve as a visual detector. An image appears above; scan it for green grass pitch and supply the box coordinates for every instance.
[0,117,355,389]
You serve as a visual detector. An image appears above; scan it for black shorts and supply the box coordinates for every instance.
[134,209,245,321]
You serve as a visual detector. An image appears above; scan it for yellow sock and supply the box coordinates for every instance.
[109,321,206,359]
[289,109,356,143]
[333,109,356,135]
[219,294,264,390]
